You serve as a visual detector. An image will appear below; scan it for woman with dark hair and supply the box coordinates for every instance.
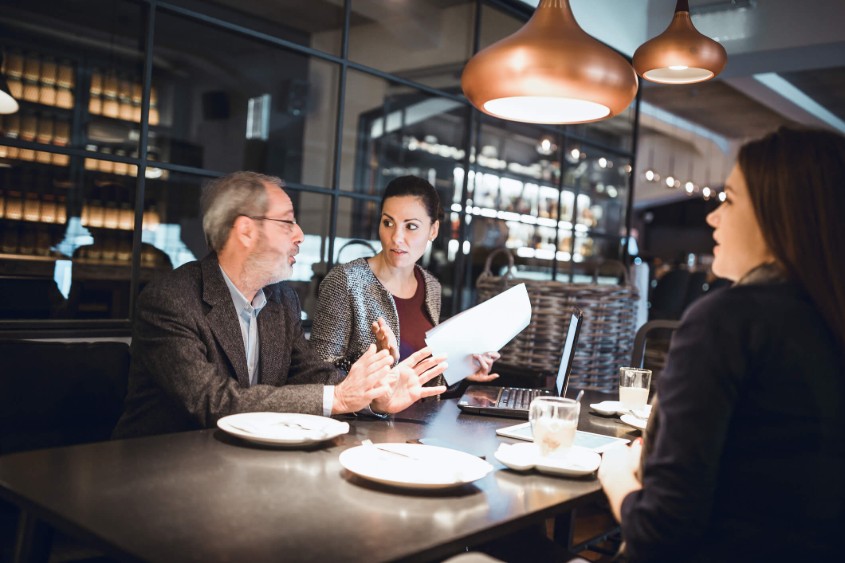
[598,127,845,561]
[310,175,499,385]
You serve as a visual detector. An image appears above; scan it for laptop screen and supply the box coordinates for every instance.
[555,310,583,396]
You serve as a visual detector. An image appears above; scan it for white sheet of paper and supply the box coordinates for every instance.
[425,283,531,386]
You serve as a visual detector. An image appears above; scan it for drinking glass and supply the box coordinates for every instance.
[619,367,652,410]
[529,396,580,459]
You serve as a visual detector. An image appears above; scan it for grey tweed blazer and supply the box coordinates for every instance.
[112,253,341,439]
[310,258,441,374]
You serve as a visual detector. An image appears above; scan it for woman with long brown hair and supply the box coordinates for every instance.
[598,127,845,561]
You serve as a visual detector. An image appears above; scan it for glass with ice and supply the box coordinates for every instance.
[529,397,580,459]
[619,367,652,410]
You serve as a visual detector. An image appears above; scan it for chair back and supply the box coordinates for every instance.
[630,320,680,383]
[0,340,130,454]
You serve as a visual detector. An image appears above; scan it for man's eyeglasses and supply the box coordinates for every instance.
[248,216,297,227]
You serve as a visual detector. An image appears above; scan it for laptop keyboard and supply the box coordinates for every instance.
[498,387,548,410]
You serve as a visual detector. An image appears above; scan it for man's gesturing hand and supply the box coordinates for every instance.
[332,345,395,414]
[370,347,447,414]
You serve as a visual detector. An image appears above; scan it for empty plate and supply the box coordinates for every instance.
[217,412,349,446]
[590,401,624,416]
[590,401,652,418]
[339,443,493,489]
[619,413,648,431]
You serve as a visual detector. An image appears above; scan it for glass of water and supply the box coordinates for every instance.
[529,396,580,459]
[619,367,652,410]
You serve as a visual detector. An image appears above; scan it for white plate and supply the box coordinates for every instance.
[619,413,648,430]
[495,443,601,477]
[590,401,652,418]
[217,412,349,446]
[590,400,624,416]
[339,443,493,489]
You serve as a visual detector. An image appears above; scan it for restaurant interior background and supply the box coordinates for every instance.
[1,0,843,338]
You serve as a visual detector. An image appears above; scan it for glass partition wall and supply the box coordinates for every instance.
[0,0,638,335]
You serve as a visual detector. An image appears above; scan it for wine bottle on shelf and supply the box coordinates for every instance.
[102,71,119,118]
[23,191,41,223]
[41,193,57,224]
[1,222,19,254]
[89,91,103,115]
[113,149,129,176]
[55,57,75,109]
[6,76,23,100]
[101,231,117,261]
[39,56,58,106]
[55,194,67,224]
[19,224,35,255]
[97,148,115,174]
[118,76,133,121]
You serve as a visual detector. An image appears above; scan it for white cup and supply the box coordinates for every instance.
[619,367,652,410]
[529,396,579,459]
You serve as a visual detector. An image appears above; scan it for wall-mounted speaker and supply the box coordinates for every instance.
[202,90,230,120]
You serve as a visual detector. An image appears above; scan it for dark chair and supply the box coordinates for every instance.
[682,270,709,310]
[630,320,680,388]
[631,320,680,369]
[0,340,130,454]
[648,269,690,320]
[0,339,130,563]
[0,276,66,319]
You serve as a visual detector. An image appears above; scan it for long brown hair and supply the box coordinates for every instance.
[738,126,845,349]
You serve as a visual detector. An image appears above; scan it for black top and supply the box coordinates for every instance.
[621,280,845,562]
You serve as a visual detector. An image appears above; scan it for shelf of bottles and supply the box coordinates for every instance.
[0,45,172,269]
[1,49,74,167]
[409,132,630,265]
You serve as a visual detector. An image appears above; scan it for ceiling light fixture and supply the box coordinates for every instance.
[633,0,727,84]
[460,0,638,125]
[0,51,20,114]
[536,135,558,156]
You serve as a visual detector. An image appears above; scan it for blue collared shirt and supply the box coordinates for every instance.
[219,267,266,386]
[219,267,334,415]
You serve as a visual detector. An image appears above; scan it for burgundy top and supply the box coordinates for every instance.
[393,267,434,362]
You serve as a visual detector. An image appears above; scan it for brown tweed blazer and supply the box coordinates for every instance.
[112,253,341,439]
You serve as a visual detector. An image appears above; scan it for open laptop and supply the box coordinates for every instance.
[457,309,583,418]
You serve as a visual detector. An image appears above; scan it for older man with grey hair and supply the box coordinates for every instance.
[114,171,446,438]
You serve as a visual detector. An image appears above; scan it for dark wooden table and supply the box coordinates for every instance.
[0,395,638,563]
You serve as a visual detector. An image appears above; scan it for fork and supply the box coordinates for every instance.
[625,408,649,420]
[361,439,421,460]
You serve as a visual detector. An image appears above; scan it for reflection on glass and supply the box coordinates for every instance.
[151,10,338,179]
[348,0,474,85]
[343,69,466,194]
[168,0,345,57]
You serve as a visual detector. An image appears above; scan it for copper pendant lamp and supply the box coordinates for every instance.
[460,0,638,125]
[0,53,19,114]
[633,0,727,84]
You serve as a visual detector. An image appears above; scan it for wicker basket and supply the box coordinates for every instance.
[476,248,639,392]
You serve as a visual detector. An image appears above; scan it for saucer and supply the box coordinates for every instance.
[619,413,648,431]
[494,443,601,477]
